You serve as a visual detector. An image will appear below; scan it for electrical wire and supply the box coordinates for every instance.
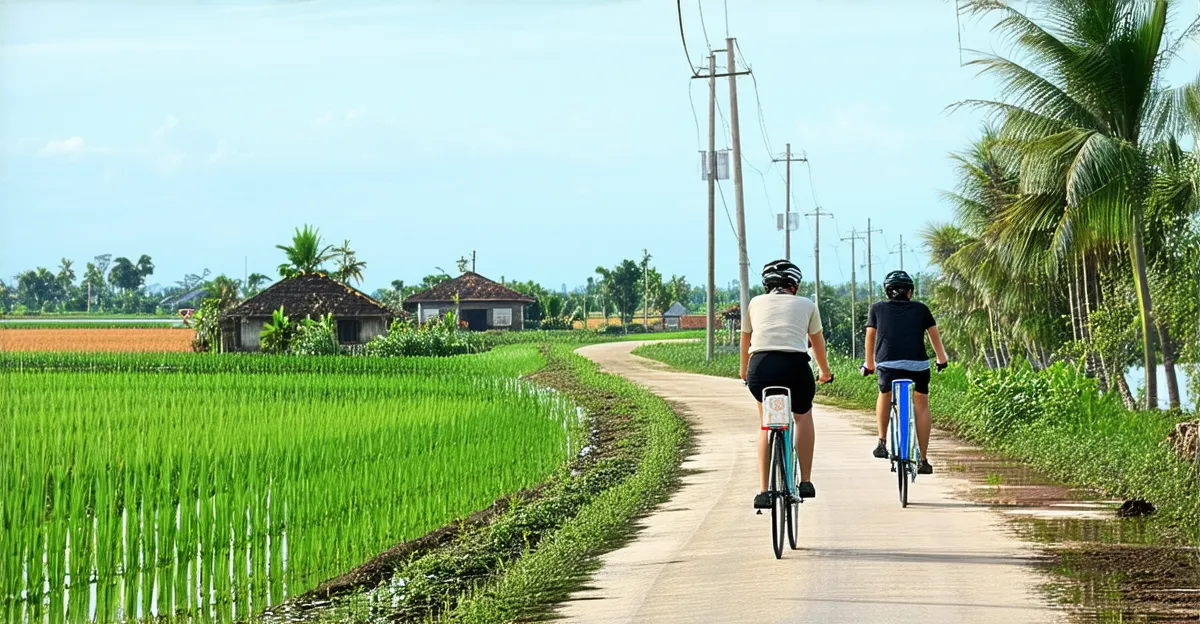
[696,0,711,51]
[676,0,700,76]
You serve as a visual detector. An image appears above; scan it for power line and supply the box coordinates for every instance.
[696,0,711,51]
[676,0,700,76]
[732,40,777,167]
[687,80,703,150]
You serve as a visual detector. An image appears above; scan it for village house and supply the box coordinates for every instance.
[219,273,394,352]
[405,272,535,331]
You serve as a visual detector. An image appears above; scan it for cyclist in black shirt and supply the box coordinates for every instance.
[860,270,948,474]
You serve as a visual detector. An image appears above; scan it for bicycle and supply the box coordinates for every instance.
[888,378,920,508]
[861,366,928,508]
[759,386,801,558]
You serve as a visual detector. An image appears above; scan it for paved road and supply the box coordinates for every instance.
[557,341,1060,624]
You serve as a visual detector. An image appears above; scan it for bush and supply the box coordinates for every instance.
[289,314,340,356]
[365,312,484,357]
[260,307,294,354]
[538,316,573,331]
[190,298,225,353]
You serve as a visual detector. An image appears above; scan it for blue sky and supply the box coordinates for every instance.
[2,0,1197,294]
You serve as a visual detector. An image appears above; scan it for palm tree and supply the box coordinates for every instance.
[245,273,273,297]
[276,225,334,278]
[56,258,75,288]
[331,239,367,285]
[959,0,1200,409]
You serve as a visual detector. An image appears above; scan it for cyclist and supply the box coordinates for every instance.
[741,259,833,509]
[861,270,948,475]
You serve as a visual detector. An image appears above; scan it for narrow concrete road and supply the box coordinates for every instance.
[557,341,1060,624]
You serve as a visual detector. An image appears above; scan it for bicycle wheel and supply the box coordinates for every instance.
[898,458,908,507]
[769,431,786,559]
[787,449,800,550]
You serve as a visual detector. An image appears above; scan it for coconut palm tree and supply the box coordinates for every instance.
[958,0,1200,409]
[331,239,367,285]
[276,225,334,279]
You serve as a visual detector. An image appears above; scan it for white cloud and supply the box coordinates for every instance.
[313,111,334,125]
[154,116,180,139]
[345,106,366,121]
[40,136,87,157]
[208,139,252,166]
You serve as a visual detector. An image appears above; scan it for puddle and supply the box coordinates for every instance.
[833,404,1200,622]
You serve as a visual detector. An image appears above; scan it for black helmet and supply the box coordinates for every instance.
[883,270,915,299]
[762,259,802,292]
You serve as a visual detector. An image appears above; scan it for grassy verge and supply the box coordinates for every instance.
[633,341,1198,538]
[292,343,688,623]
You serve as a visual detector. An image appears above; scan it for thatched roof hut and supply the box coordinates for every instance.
[405,272,534,331]
[219,273,393,351]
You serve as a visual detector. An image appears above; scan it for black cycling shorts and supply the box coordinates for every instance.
[877,366,930,395]
[746,351,816,414]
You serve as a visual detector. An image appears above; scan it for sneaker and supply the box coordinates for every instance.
[753,492,772,509]
[797,481,816,499]
[918,459,933,475]
[872,438,889,459]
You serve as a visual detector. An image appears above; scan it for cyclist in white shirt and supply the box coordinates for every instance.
[740,259,833,508]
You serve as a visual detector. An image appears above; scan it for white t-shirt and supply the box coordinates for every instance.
[743,293,823,354]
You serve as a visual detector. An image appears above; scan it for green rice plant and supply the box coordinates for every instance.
[0,345,581,622]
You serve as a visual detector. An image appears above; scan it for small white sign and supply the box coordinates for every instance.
[421,308,440,322]
[493,308,512,327]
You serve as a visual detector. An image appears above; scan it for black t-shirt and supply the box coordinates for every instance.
[866,300,936,363]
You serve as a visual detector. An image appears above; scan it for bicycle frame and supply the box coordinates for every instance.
[761,387,797,498]
[890,379,919,478]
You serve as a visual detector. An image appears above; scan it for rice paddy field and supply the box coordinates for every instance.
[0,328,195,352]
[0,346,580,623]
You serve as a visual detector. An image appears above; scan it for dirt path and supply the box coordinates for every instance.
[557,341,1062,624]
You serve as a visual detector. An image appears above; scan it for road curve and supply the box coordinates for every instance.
[556,341,1060,624]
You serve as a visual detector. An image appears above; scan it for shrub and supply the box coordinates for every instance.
[289,313,340,356]
[190,297,224,352]
[365,312,484,357]
[260,306,294,354]
[538,316,573,331]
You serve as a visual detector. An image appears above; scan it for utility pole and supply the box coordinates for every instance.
[727,38,750,328]
[642,248,650,329]
[842,229,865,359]
[805,206,832,307]
[864,219,883,305]
[772,144,807,260]
[691,47,748,357]
[471,250,476,273]
[891,235,912,271]
[706,51,718,361]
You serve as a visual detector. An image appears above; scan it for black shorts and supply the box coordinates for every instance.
[746,351,816,414]
[877,366,930,395]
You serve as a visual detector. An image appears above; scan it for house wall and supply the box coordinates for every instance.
[361,317,388,342]
[420,301,528,330]
[240,318,266,351]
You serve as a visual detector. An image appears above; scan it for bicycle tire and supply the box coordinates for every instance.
[898,458,908,507]
[769,431,786,559]
[787,450,800,549]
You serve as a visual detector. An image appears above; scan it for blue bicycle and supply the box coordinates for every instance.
[759,386,801,558]
[889,378,920,508]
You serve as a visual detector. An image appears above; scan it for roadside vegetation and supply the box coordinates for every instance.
[923,0,1199,413]
[633,341,1198,538]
